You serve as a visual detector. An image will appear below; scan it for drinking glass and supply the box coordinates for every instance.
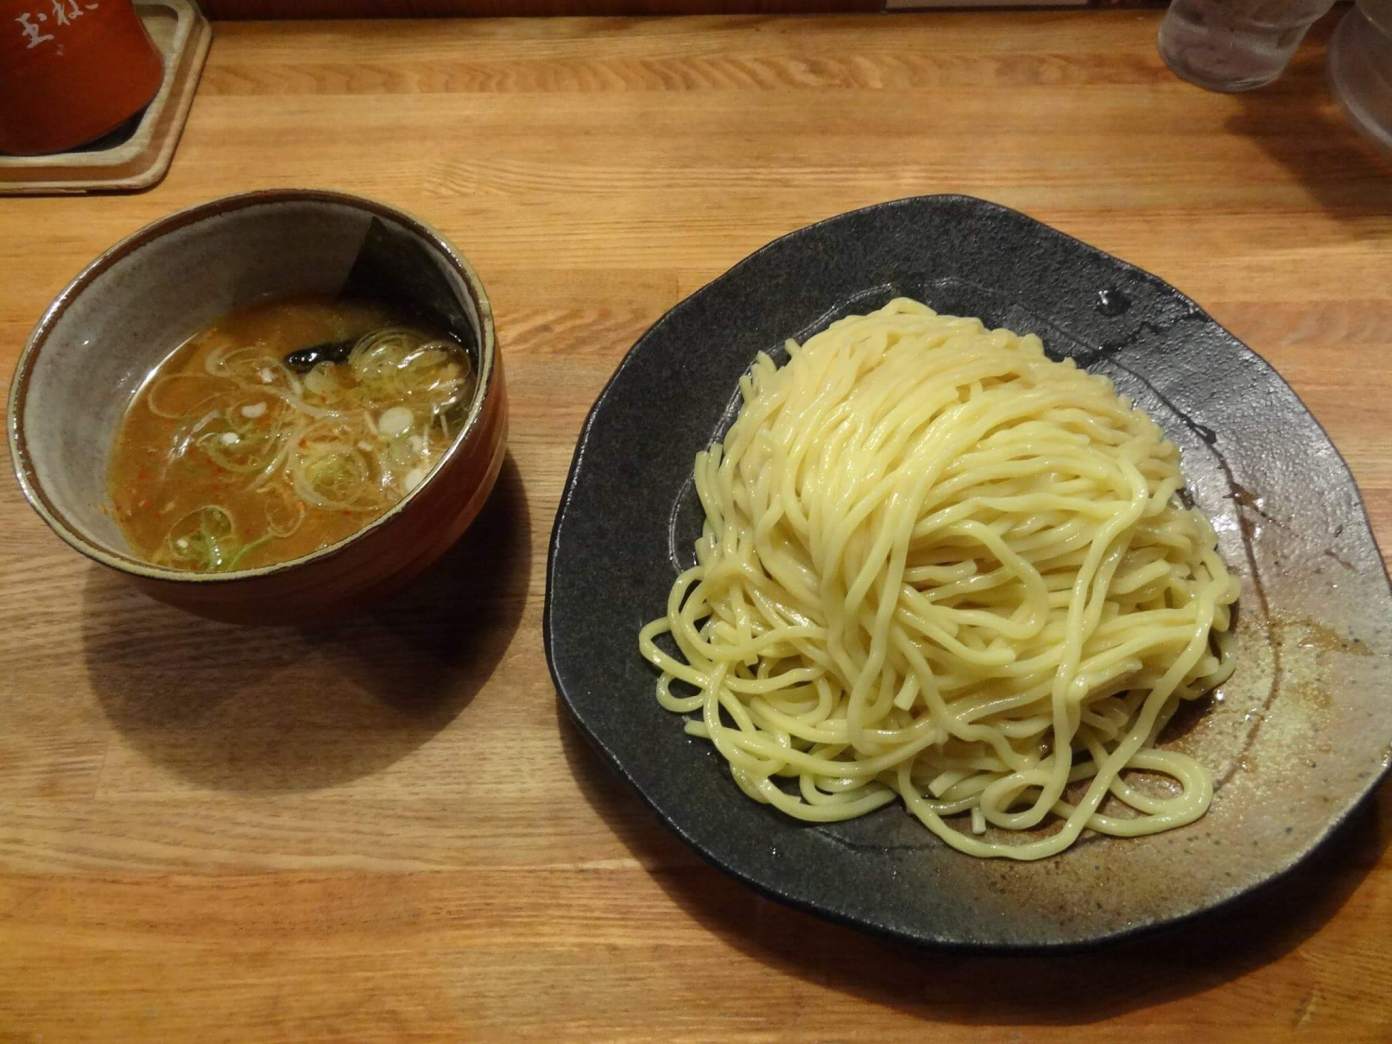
[1329,0,1392,151]
[1158,0,1338,92]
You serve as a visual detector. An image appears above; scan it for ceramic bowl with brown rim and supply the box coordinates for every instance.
[8,189,506,624]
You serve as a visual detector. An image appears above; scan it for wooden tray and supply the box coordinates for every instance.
[0,1,211,195]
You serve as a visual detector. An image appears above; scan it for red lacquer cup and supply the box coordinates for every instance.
[0,0,164,155]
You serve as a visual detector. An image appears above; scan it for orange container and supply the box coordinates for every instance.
[0,0,164,156]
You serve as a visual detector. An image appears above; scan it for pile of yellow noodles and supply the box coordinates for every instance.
[639,298,1237,859]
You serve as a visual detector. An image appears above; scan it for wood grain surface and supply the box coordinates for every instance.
[199,1,882,18]
[195,1,1156,17]
[2,11,1391,1041]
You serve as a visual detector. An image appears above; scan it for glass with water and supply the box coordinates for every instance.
[1330,0,1392,150]
[1158,0,1338,92]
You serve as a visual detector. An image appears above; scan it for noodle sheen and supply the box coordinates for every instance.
[638,298,1238,860]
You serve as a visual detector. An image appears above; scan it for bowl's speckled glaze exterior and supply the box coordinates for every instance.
[8,189,506,624]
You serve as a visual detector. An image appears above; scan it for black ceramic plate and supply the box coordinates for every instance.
[545,195,1392,949]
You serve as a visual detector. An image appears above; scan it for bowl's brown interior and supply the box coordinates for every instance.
[12,192,490,577]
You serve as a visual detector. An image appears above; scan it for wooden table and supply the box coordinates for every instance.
[2,11,1390,1041]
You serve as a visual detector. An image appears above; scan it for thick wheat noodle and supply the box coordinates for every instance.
[638,298,1239,860]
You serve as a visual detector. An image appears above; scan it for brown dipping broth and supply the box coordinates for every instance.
[108,296,474,572]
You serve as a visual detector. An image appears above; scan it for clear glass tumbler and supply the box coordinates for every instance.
[1158,0,1338,92]
[1329,0,1392,151]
